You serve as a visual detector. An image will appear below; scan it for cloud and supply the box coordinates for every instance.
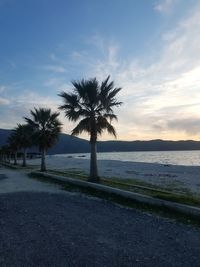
[0,88,77,135]
[49,53,58,61]
[0,97,10,105]
[42,65,66,73]
[0,85,10,105]
[8,60,16,69]
[77,2,200,140]
[167,118,200,135]
[0,86,7,93]
[154,0,179,14]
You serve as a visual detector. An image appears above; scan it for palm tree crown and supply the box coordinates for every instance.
[59,76,122,181]
[59,76,122,141]
[25,107,62,171]
[14,124,33,149]
[25,108,62,150]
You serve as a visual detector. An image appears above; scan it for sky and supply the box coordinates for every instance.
[0,0,200,141]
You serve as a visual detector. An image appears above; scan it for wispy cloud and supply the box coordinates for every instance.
[6,60,16,69]
[0,85,7,93]
[154,0,179,14]
[0,87,74,134]
[42,65,66,73]
[0,97,10,105]
[77,2,200,140]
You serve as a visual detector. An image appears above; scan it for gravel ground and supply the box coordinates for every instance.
[0,191,200,267]
[0,166,200,266]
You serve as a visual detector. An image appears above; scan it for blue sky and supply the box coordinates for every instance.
[0,0,200,140]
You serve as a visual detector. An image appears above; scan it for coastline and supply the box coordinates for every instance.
[27,156,200,195]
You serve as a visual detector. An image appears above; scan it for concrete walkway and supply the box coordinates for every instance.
[0,165,62,194]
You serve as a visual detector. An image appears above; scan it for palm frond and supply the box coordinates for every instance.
[103,113,118,122]
[96,116,116,138]
[71,118,90,136]
[58,92,79,107]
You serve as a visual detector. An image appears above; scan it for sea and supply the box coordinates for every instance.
[54,150,200,166]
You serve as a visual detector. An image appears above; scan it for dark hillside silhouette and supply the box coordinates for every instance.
[1,129,200,154]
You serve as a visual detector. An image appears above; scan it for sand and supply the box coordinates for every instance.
[26,155,200,195]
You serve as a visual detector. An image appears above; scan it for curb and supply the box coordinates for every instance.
[31,171,200,220]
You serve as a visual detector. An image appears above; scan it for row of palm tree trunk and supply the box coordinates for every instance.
[0,76,122,182]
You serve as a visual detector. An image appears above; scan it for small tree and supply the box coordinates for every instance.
[59,76,122,183]
[25,108,62,171]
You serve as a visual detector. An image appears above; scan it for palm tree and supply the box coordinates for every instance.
[25,108,62,172]
[7,132,19,165]
[0,145,10,163]
[0,147,3,162]
[59,76,122,183]
[15,124,33,167]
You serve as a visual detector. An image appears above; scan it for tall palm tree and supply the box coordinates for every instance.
[15,124,33,167]
[25,107,62,172]
[59,76,122,183]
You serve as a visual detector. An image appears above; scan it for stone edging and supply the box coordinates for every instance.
[32,171,200,220]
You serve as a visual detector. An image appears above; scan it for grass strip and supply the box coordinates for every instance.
[28,172,200,227]
[46,169,200,208]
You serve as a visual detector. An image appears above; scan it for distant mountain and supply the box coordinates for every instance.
[1,128,200,154]
[0,129,90,154]
[97,139,200,152]
[0,129,12,145]
[49,133,90,154]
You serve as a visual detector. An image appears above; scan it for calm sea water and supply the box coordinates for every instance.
[55,150,200,166]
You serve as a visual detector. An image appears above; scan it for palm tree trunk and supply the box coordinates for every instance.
[22,148,27,167]
[89,141,99,182]
[8,153,11,163]
[14,152,17,165]
[40,148,47,172]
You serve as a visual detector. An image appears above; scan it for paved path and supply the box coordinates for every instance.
[0,165,200,266]
[0,166,61,194]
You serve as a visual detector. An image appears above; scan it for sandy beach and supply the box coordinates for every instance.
[26,155,200,195]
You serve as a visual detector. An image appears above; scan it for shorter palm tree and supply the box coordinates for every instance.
[7,132,19,165]
[0,147,3,162]
[13,124,33,167]
[0,145,10,163]
[25,107,62,171]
